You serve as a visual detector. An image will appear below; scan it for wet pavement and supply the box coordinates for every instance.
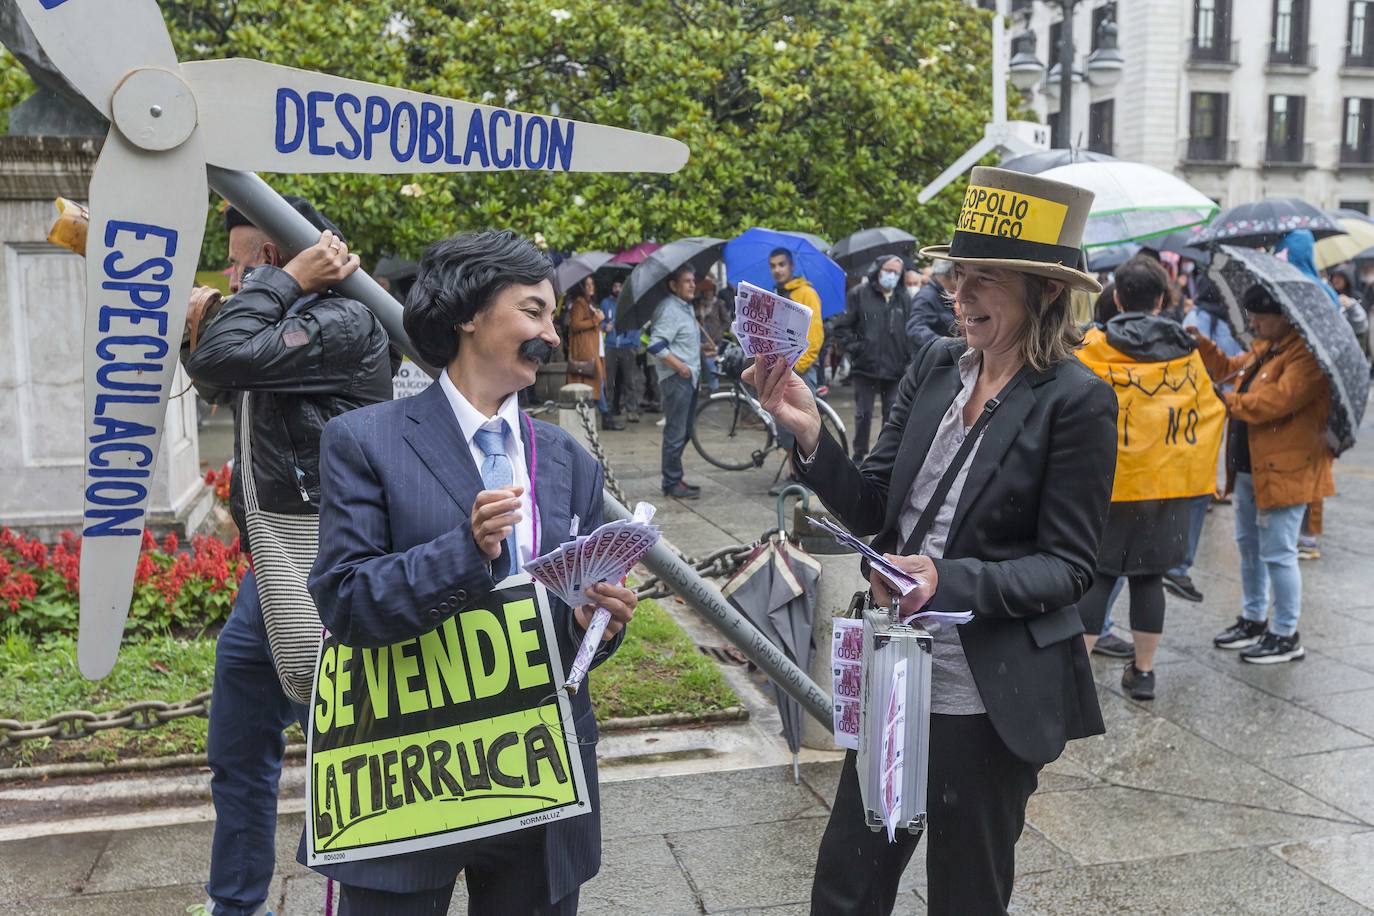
[3,384,1373,914]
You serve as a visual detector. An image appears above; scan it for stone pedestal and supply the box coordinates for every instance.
[0,136,213,543]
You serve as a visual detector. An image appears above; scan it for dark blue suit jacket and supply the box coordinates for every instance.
[304,380,617,901]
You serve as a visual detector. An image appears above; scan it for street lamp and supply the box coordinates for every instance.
[1008,30,1045,91]
[1014,1,1124,145]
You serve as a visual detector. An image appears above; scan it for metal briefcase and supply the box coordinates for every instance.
[856,603,933,836]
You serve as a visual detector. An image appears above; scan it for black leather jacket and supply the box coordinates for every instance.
[184,266,394,548]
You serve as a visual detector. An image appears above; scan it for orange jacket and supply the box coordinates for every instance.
[1194,329,1335,510]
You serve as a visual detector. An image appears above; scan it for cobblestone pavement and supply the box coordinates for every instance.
[4,385,1374,914]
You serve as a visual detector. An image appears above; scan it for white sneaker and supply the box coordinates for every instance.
[656,417,666,427]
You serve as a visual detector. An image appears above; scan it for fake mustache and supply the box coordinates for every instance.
[519,338,556,364]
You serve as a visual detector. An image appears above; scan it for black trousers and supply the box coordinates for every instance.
[604,346,641,415]
[851,374,901,461]
[337,829,579,916]
[1078,572,1167,635]
[810,714,1042,916]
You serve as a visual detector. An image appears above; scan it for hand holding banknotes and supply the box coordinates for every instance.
[871,553,938,617]
[743,354,822,455]
[574,582,638,641]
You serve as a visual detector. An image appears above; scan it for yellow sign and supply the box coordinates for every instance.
[305,577,588,865]
[1077,328,1226,502]
[956,184,1068,246]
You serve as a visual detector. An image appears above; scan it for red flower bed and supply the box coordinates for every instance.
[0,524,249,638]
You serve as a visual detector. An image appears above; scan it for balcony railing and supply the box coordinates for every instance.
[1346,42,1374,69]
[1340,145,1374,167]
[1261,139,1315,167]
[1180,137,1237,164]
[1187,37,1239,66]
[1268,41,1317,68]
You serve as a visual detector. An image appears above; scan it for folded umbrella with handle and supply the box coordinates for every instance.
[14,0,690,680]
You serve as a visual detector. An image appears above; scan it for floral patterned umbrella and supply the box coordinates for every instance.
[1208,245,1369,455]
[1195,199,1344,248]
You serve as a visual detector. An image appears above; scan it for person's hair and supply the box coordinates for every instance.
[1017,273,1082,370]
[1241,283,1283,315]
[224,195,343,241]
[1093,284,1118,326]
[403,230,554,367]
[768,247,794,266]
[1330,271,1351,294]
[1112,257,1169,313]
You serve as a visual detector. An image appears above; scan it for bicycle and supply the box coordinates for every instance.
[692,343,849,472]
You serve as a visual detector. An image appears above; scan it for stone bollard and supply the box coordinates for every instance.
[558,383,596,450]
[790,507,867,751]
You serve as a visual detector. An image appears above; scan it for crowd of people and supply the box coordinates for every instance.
[176,158,1367,915]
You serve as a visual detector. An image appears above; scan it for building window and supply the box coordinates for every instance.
[1091,4,1115,52]
[1343,97,1374,162]
[1048,111,1063,150]
[1271,0,1310,64]
[1194,0,1232,59]
[1351,2,1374,65]
[1089,100,1114,154]
[1339,199,1370,213]
[1267,94,1306,161]
[1188,92,1229,160]
[1048,20,1064,68]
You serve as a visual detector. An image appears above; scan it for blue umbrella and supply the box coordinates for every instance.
[723,228,846,318]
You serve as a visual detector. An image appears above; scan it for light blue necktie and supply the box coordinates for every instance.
[474,422,519,577]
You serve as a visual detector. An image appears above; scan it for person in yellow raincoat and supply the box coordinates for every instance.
[1075,257,1225,699]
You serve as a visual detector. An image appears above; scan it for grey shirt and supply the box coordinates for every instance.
[897,346,986,715]
[648,294,701,383]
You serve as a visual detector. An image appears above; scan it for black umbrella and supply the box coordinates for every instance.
[553,251,613,295]
[1087,243,1140,273]
[1194,199,1344,248]
[999,148,1117,174]
[1153,230,1212,265]
[828,227,916,273]
[615,236,726,329]
[1208,245,1369,455]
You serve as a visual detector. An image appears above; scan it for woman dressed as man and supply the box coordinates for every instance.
[308,231,638,914]
[745,168,1118,915]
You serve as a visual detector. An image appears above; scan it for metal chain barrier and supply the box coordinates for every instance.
[573,398,631,508]
[0,402,760,753]
[0,692,211,750]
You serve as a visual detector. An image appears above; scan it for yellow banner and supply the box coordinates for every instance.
[956,184,1068,246]
[1077,329,1226,502]
[306,577,588,865]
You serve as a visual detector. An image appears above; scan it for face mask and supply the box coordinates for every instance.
[879,271,899,291]
[904,284,920,294]
[1181,262,1194,275]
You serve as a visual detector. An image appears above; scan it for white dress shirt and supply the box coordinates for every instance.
[439,370,535,568]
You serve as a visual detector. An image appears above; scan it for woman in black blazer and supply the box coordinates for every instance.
[744,168,1118,915]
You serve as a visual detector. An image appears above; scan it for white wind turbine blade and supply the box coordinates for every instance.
[917,137,998,204]
[183,59,691,175]
[77,127,207,679]
[15,0,178,117]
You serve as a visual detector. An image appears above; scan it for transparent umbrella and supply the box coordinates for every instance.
[1040,161,1219,249]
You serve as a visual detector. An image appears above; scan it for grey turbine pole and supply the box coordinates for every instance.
[601,493,833,727]
[206,165,438,377]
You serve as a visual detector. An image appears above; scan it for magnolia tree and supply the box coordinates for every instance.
[1,0,996,265]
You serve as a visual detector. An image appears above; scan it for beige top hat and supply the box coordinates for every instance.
[921,166,1102,294]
